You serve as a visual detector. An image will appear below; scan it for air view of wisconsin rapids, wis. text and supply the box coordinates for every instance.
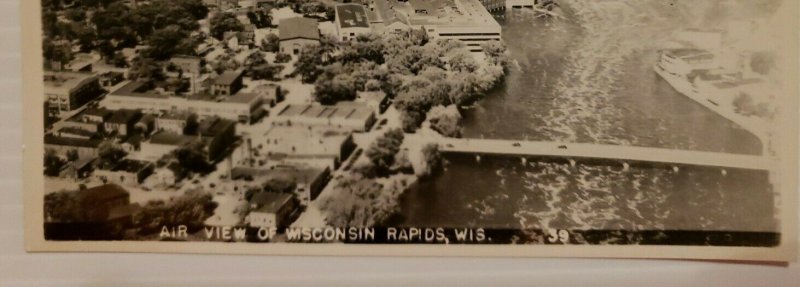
[22,0,799,260]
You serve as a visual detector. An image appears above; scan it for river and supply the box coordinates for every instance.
[397,0,782,244]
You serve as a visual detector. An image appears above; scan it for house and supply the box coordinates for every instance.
[94,159,154,187]
[104,109,142,137]
[278,17,320,55]
[43,71,103,117]
[240,25,257,47]
[247,192,296,228]
[273,102,377,132]
[44,135,102,159]
[335,4,372,41]
[211,70,245,96]
[156,111,197,134]
[169,55,203,76]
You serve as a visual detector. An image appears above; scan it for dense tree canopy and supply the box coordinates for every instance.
[365,128,405,177]
[172,141,215,175]
[133,190,218,235]
[209,12,244,40]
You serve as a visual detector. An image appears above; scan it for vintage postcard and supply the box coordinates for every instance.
[22,0,798,261]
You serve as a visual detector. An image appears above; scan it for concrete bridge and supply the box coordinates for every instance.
[481,0,553,11]
[434,137,774,171]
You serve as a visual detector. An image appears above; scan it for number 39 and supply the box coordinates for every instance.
[546,229,570,244]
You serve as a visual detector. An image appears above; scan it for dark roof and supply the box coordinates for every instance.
[58,127,97,138]
[44,135,102,148]
[199,117,235,137]
[279,17,320,41]
[101,158,152,172]
[226,92,261,104]
[79,184,129,202]
[149,131,198,146]
[108,109,142,124]
[81,108,114,119]
[336,4,370,28]
[214,70,244,86]
[249,192,293,213]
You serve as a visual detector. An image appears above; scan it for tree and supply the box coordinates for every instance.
[274,52,292,63]
[481,40,509,66]
[44,150,66,177]
[261,33,280,52]
[314,75,356,105]
[128,57,165,81]
[295,43,327,83]
[110,51,128,68]
[365,128,404,177]
[247,8,272,28]
[66,149,80,162]
[209,12,244,40]
[96,141,127,169]
[173,141,215,174]
[419,143,443,178]
[318,173,408,227]
[427,105,462,137]
[133,189,218,235]
[144,25,195,60]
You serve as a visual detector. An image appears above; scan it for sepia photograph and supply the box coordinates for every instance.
[21,0,798,260]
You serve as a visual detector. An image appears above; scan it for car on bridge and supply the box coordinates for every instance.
[512,142,521,147]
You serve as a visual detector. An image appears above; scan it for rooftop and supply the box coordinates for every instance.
[160,110,195,121]
[43,71,98,92]
[233,165,327,185]
[226,92,261,104]
[107,109,142,124]
[336,4,370,29]
[80,184,129,202]
[44,135,102,148]
[249,192,293,214]
[262,126,351,157]
[375,0,499,28]
[148,131,200,146]
[102,158,151,173]
[277,102,373,121]
[214,70,244,86]
[198,117,236,137]
[279,17,320,41]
